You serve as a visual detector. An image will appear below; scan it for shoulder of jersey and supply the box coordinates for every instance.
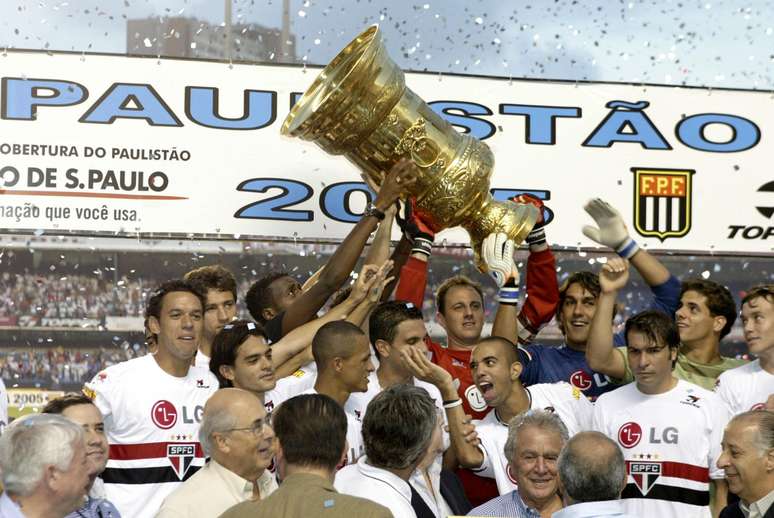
[88,355,148,384]
[189,364,218,381]
[531,381,584,401]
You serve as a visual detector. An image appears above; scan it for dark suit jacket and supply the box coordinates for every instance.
[218,472,393,518]
[719,501,774,518]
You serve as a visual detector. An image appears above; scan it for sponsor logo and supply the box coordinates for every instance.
[632,168,694,241]
[264,400,275,413]
[451,358,466,368]
[196,379,210,389]
[683,395,701,407]
[464,385,488,412]
[151,400,178,429]
[727,180,774,240]
[618,422,643,448]
[569,370,592,391]
[353,409,362,422]
[167,443,196,480]
[630,461,662,495]
[755,180,774,219]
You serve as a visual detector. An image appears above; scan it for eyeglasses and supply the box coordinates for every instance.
[224,416,271,436]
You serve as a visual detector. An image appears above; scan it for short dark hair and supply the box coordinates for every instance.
[625,310,680,350]
[742,284,774,308]
[209,320,269,388]
[680,279,737,339]
[272,394,347,471]
[42,393,95,415]
[312,320,366,369]
[557,271,600,319]
[369,301,424,359]
[245,272,288,324]
[184,265,238,302]
[362,384,437,470]
[435,275,484,316]
[144,280,204,340]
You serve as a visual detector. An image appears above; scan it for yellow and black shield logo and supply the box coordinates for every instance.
[632,168,694,241]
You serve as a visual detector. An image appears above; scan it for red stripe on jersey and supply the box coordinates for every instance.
[626,460,709,483]
[110,442,204,460]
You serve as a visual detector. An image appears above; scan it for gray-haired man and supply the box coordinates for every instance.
[0,413,91,518]
[553,431,638,518]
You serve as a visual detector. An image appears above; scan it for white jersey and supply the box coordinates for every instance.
[263,362,317,414]
[345,370,451,452]
[592,380,729,518]
[83,354,218,518]
[473,382,592,495]
[300,388,364,465]
[0,377,7,434]
[193,349,210,370]
[716,360,774,415]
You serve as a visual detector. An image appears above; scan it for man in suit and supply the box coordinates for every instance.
[717,410,774,518]
[219,393,393,518]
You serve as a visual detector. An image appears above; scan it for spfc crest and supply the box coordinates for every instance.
[167,443,196,480]
[632,168,694,241]
[630,461,661,495]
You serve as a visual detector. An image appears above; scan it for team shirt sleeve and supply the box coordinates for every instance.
[714,370,738,416]
[707,394,731,480]
[83,369,114,420]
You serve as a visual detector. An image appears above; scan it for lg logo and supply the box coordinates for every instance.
[618,422,643,448]
[617,422,679,448]
[152,400,178,429]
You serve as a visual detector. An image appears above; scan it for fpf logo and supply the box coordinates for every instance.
[569,370,592,391]
[152,400,178,429]
[632,168,694,241]
[618,422,643,448]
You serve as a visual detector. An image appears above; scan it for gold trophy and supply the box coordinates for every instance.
[281,25,538,270]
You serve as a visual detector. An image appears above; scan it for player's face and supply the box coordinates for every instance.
[226,335,276,394]
[741,295,774,357]
[56,439,92,515]
[717,420,774,503]
[471,342,514,407]
[340,334,375,393]
[223,398,275,481]
[385,319,428,372]
[269,276,303,314]
[62,403,108,477]
[559,283,597,347]
[627,330,677,394]
[438,286,485,347]
[512,426,563,508]
[203,289,236,344]
[152,291,203,362]
[675,291,718,344]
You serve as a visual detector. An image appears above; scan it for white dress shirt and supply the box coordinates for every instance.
[155,460,276,517]
[552,500,641,518]
[0,493,26,518]
[335,456,417,518]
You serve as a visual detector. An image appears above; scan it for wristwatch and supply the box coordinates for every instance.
[363,202,386,221]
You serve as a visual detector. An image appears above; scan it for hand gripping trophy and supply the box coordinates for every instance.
[281,25,538,270]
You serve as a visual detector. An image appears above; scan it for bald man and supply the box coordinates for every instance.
[157,388,277,518]
[554,431,637,518]
[299,320,375,465]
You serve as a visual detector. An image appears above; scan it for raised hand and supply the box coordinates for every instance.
[482,232,519,288]
[599,256,630,294]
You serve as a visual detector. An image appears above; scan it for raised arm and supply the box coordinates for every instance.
[279,160,418,336]
[400,346,485,469]
[585,257,629,379]
[484,232,521,345]
[582,198,681,341]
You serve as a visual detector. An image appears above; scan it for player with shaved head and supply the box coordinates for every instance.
[401,335,593,495]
